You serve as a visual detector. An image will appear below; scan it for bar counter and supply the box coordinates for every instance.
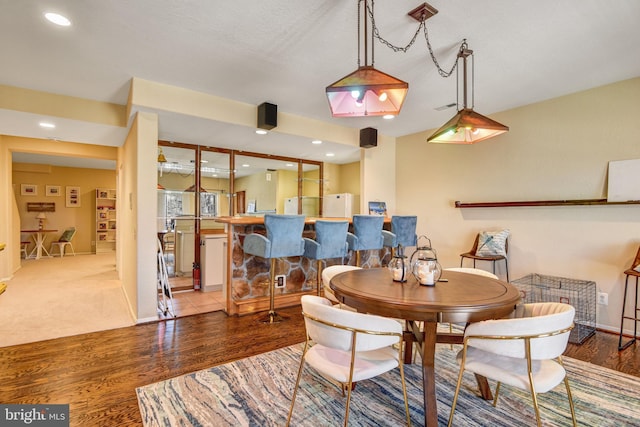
[214,216,391,316]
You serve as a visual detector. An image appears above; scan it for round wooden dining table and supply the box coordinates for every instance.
[330,267,521,427]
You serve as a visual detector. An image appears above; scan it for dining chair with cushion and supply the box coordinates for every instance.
[303,220,349,296]
[347,214,385,266]
[459,230,510,281]
[437,267,500,350]
[321,264,362,307]
[448,302,577,427]
[243,214,306,323]
[49,227,77,257]
[287,295,410,427]
[444,267,499,279]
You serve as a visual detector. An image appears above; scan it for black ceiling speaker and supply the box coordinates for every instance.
[360,127,378,148]
[257,102,277,130]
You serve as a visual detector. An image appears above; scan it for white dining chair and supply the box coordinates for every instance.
[448,302,577,427]
[321,264,362,305]
[287,295,410,427]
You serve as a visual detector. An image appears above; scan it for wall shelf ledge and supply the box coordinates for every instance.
[454,198,640,208]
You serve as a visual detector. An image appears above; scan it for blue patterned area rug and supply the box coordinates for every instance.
[136,343,639,426]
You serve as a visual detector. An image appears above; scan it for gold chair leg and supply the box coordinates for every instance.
[559,357,577,427]
[527,370,542,427]
[317,260,323,296]
[260,258,286,323]
[286,341,309,426]
[447,348,467,427]
[492,382,501,407]
[355,250,361,267]
[397,341,411,426]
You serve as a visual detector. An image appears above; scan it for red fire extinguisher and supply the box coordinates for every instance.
[193,262,201,290]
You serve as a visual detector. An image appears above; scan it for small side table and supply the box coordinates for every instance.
[619,246,640,351]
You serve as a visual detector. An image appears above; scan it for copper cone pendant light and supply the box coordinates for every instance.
[428,42,508,144]
[326,0,408,117]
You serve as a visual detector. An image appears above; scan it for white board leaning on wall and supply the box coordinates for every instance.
[607,159,640,202]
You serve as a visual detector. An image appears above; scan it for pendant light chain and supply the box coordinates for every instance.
[364,0,464,78]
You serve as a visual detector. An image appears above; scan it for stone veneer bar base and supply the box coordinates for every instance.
[214,216,391,316]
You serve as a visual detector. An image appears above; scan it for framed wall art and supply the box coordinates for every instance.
[21,184,37,196]
[66,186,81,207]
[46,185,61,196]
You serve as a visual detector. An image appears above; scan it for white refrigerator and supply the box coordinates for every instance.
[323,193,357,217]
[284,197,319,216]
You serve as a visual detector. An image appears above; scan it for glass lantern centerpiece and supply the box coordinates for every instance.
[410,236,442,286]
[388,244,410,282]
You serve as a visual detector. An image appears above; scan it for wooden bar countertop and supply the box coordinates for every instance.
[214,216,390,225]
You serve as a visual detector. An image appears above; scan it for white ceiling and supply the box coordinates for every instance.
[3,0,640,169]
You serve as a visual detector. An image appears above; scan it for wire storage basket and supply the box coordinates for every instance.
[511,273,596,344]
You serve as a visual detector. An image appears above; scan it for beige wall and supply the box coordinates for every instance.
[13,163,116,254]
[362,133,396,214]
[278,169,299,213]
[396,77,640,331]
[119,111,160,323]
[335,162,360,196]
[236,171,278,213]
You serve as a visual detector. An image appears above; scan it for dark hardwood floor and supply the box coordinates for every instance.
[0,306,637,427]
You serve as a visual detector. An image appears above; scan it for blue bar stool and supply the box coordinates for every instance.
[382,215,418,255]
[347,215,384,266]
[243,214,306,323]
[303,220,349,296]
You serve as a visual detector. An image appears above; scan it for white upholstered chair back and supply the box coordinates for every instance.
[301,295,401,352]
[321,265,362,303]
[464,302,575,360]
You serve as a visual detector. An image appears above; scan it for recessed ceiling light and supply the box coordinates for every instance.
[286,163,294,167]
[255,129,268,135]
[383,114,395,120]
[242,164,250,167]
[44,12,71,27]
[311,140,322,144]
[326,153,335,157]
[39,122,56,128]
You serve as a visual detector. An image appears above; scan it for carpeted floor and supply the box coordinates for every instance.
[136,343,640,426]
[0,253,134,347]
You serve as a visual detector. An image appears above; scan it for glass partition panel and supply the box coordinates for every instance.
[233,155,299,215]
[301,164,321,216]
[157,145,197,278]
[200,149,230,228]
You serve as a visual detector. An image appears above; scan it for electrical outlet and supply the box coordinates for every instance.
[275,274,286,289]
[597,292,608,306]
